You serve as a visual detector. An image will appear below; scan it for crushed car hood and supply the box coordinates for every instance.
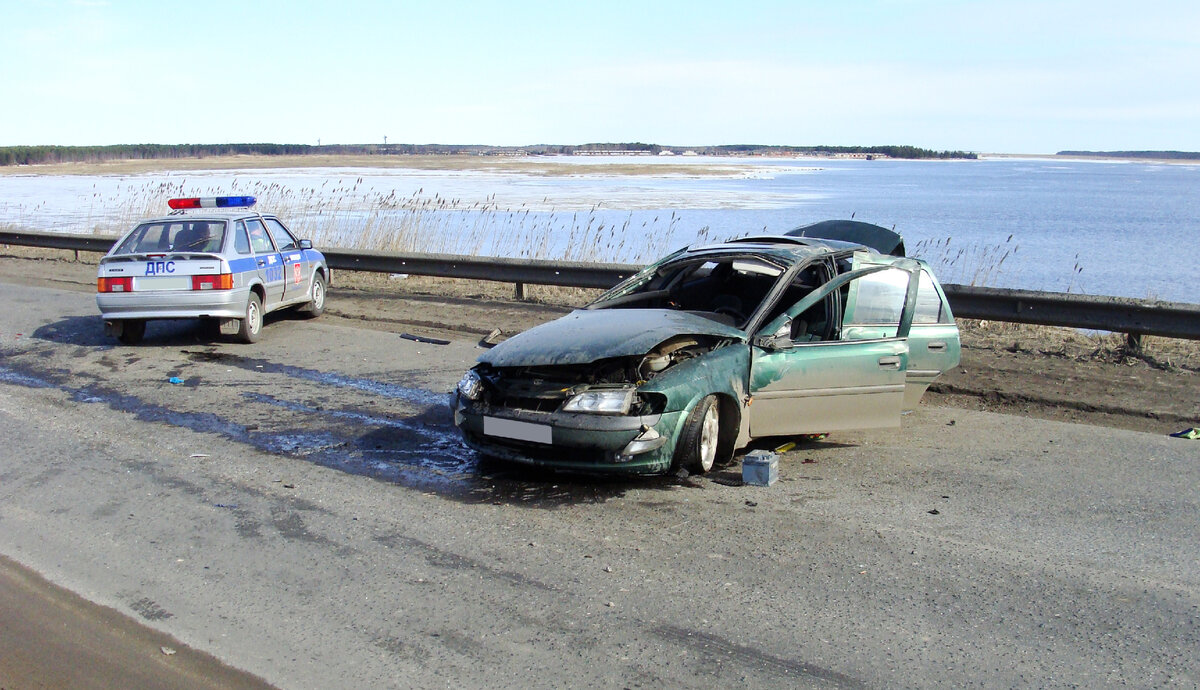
[480,309,745,367]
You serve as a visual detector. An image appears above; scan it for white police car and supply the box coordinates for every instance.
[96,196,329,344]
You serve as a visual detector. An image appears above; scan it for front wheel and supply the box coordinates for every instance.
[300,272,326,318]
[236,292,263,343]
[672,395,720,473]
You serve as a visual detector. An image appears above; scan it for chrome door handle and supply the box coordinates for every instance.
[878,356,902,368]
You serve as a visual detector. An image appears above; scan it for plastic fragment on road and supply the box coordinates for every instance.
[168,376,184,385]
[479,328,506,348]
[1170,427,1200,439]
[773,441,796,453]
[743,450,779,487]
[400,332,450,345]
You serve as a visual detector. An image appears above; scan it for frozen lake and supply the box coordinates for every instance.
[1,155,1197,302]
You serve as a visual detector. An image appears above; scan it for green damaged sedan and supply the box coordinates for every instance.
[451,222,960,475]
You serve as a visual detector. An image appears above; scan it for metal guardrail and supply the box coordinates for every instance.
[4,229,1199,341]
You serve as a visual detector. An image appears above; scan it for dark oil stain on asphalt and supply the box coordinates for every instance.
[0,357,667,507]
[184,350,446,407]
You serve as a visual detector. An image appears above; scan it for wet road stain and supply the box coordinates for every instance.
[1,358,662,506]
[184,350,446,406]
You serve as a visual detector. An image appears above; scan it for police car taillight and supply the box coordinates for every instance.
[98,277,132,293]
[167,196,256,210]
[192,274,233,290]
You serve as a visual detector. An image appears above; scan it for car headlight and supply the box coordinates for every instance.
[561,388,634,415]
[457,370,483,400]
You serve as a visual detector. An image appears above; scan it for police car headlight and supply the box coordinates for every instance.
[562,388,634,415]
[457,370,483,401]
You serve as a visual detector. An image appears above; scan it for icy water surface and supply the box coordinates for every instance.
[2,156,1197,302]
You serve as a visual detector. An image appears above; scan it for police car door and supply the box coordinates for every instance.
[264,217,306,302]
[246,217,285,307]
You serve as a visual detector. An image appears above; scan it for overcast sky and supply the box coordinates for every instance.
[2,0,1197,153]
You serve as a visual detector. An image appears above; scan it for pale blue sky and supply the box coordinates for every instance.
[2,0,1197,152]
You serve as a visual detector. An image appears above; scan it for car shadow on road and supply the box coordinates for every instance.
[447,458,681,508]
[31,312,303,348]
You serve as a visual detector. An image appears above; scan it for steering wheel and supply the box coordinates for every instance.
[714,305,746,323]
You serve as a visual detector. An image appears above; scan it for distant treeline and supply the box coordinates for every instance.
[1057,150,1200,160]
[0,142,976,166]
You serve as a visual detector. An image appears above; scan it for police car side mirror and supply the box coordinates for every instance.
[299,239,313,250]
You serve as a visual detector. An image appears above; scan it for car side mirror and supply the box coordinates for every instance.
[748,326,796,350]
[299,239,313,249]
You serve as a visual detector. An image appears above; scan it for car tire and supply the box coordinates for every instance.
[300,272,326,318]
[117,319,146,345]
[673,394,720,474]
[237,292,263,344]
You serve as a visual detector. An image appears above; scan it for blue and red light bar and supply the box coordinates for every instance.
[167,196,256,210]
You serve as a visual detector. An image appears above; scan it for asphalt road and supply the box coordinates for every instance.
[1,281,1198,688]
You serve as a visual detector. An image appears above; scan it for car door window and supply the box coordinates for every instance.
[845,267,909,326]
[913,270,952,324]
[234,221,252,255]
[246,219,275,254]
[265,219,298,252]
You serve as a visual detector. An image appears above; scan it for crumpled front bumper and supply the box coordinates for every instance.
[451,391,681,475]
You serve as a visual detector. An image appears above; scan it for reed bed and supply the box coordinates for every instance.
[911,233,1018,288]
[57,178,1016,286]
[77,179,713,265]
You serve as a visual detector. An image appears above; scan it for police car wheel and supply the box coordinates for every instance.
[302,272,326,318]
[237,292,263,343]
[117,319,146,345]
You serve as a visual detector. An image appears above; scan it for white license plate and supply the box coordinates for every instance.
[134,276,191,291]
[483,417,552,444]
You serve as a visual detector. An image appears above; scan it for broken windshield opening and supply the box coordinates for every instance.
[589,254,787,329]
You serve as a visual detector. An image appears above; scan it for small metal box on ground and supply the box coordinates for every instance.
[742,450,779,486]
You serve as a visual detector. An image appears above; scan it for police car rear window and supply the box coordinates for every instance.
[115,221,227,254]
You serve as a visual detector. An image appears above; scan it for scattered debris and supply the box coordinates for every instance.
[744,500,758,507]
[928,509,941,515]
[773,441,796,453]
[802,458,817,464]
[189,453,210,459]
[168,376,184,385]
[282,483,295,489]
[479,328,507,348]
[1170,427,1199,439]
[213,503,238,509]
[401,332,450,345]
[160,646,176,656]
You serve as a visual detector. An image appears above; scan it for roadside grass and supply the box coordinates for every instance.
[957,318,1200,372]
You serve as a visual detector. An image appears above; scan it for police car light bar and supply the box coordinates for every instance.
[167,196,257,210]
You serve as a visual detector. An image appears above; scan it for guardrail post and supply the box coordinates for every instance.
[513,282,525,300]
